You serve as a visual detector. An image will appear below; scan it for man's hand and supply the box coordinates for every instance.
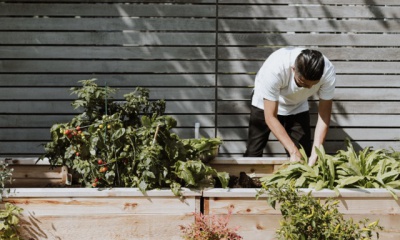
[290,150,302,163]
[308,152,318,166]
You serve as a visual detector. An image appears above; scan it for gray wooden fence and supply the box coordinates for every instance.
[1,0,400,157]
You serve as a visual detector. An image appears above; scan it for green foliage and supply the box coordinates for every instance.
[262,141,400,199]
[1,163,23,240]
[0,203,23,240]
[179,209,243,240]
[182,137,222,163]
[39,79,229,195]
[261,182,383,240]
[0,163,13,202]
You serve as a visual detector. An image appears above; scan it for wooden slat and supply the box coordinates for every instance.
[218,60,400,74]
[218,47,400,61]
[3,0,215,2]
[219,19,400,33]
[0,4,216,17]
[216,128,400,141]
[217,101,400,114]
[219,0,400,4]
[0,74,216,87]
[7,165,63,179]
[218,114,400,127]
[0,18,215,31]
[218,33,400,47]
[218,5,400,18]
[218,141,400,155]
[5,197,197,215]
[218,74,400,87]
[0,46,215,60]
[0,87,215,100]
[0,60,215,73]
[217,88,400,101]
[0,101,215,114]
[0,32,215,45]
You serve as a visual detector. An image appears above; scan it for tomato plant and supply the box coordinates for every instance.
[39,79,228,195]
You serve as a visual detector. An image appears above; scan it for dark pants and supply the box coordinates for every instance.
[244,106,312,157]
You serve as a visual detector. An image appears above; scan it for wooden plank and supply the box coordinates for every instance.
[218,5,400,18]
[0,60,215,73]
[0,101,215,114]
[217,101,400,114]
[210,164,275,177]
[218,140,400,155]
[4,188,201,198]
[216,128,400,141]
[219,19,400,33]
[0,87,215,100]
[218,114,400,127]
[4,197,197,215]
[0,114,216,128]
[3,0,215,2]
[0,18,215,31]
[218,74,400,87]
[0,46,215,60]
[1,187,202,240]
[8,165,64,179]
[218,60,400,74]
[0,4,216,17]
[204,188,400,239]
[218,47,400,61]
[218,33,400,47]
[219,0,400,4]
[0,74,216,87]
[15,215,192,240]
[217,88,400,101]
[0,32,215,45]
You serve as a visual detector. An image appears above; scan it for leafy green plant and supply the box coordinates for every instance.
[260,182,383,240]
[182,137,222,163]
[39,79,229,195]
[335,143,400,199]
[262,141,400,199]
[1,162,23,240]
[0,203,23,240]
[0,162,13,202]
[179,209,242,240]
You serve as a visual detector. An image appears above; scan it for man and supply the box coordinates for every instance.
[243,47,336,166]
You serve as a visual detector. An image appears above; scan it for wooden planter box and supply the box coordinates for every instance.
[203,188,400,240]
[4,157,400,239]
[2,188,201,240]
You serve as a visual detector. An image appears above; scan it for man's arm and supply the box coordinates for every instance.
[308,99,333,166]
[263,99,301,162]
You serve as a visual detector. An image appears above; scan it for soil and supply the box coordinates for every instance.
[215,172,262,188]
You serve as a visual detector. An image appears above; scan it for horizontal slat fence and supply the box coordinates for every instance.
[0,0,399,157]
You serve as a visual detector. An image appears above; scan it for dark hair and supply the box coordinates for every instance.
[294,49,325,81]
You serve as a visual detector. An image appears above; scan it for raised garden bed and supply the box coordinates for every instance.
[203,188,400,240]
[2,187,201,240]
[2,156,399,239]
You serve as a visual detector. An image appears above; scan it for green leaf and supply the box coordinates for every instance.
[336,176,364,187]
[217,172,230,188]
[111,128,126,141]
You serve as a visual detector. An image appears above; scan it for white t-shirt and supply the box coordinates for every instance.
[252,47,336,115]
